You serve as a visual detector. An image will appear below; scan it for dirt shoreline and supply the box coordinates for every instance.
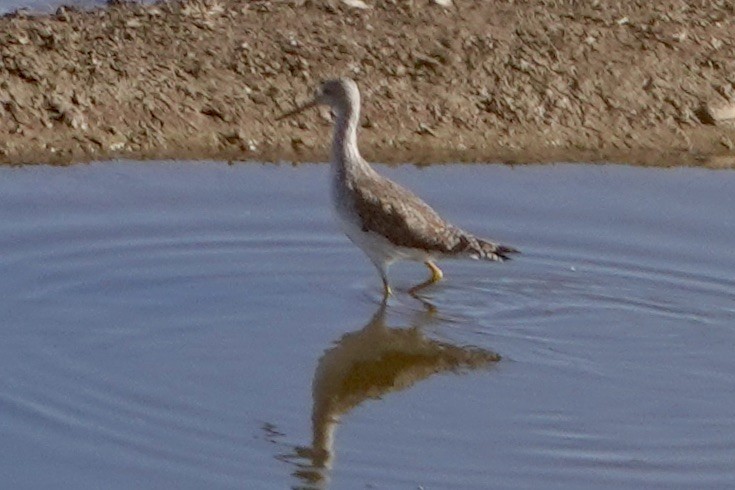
[1,0,734,167]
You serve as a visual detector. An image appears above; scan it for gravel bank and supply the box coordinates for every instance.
[1,0,734,166]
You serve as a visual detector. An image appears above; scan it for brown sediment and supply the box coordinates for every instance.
[0,0,734,167]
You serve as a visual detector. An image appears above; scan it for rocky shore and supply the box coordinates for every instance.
[1,0,734,167]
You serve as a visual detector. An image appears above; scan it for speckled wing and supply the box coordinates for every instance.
[351,173,517,261]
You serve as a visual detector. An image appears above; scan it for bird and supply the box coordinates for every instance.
[277,77,518,297]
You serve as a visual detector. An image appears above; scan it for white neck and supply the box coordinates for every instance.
[330,103,367,178]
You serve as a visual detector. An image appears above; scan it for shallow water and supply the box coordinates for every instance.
[1,161,733,489]
[0,0,97,14]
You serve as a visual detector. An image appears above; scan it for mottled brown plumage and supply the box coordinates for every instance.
[277,77,518,296]
[351,171,516,261]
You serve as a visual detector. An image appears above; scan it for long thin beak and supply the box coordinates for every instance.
[275,99,318,121]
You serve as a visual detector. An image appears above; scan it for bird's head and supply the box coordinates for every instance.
[277,77,360,120]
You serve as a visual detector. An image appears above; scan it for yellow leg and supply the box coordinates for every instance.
[409,261,443,295]
[382,277,393,297]
[425,261,444,283]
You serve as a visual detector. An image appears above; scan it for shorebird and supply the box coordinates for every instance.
[277,77,518,296]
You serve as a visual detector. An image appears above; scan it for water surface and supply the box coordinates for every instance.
[0,161,733,489]
[1,0,96,14]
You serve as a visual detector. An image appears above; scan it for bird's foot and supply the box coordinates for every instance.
[407,261,444,296]
[425,261,444,283]
[408,280,433,296]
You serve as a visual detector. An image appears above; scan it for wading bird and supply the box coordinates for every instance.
[278,78,517,297]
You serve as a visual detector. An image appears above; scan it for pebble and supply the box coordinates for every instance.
[341,0,370,9]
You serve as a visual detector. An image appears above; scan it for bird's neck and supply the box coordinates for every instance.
[331,106,367,178]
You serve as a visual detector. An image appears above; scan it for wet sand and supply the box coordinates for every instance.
[1,0,734,167]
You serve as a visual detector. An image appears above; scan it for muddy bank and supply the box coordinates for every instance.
[1,0,734,167]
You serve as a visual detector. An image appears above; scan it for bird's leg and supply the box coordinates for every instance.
[382,276,393,298]
[372,260,393,298]
[409,261,443,295]
[425,261,443,283]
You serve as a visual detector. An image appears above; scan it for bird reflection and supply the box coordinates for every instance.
[275,299,501,489]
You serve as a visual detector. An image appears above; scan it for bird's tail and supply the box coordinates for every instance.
[456,233,519,262]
